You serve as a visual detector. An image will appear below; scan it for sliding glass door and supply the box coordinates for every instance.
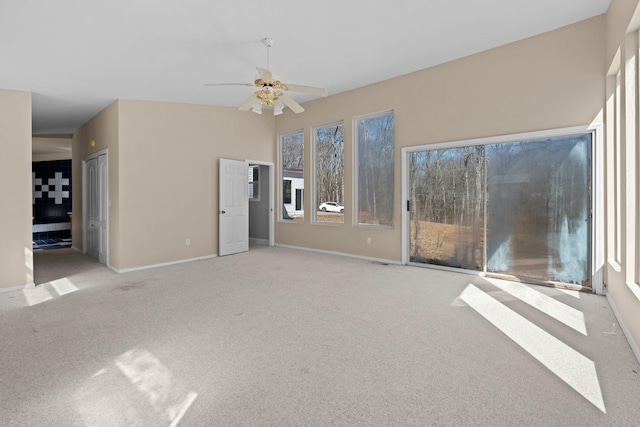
[485,135,591,285]
[409,133,591,287]
[409,147,484,270]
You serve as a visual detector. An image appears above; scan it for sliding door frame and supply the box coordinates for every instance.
[401,124,604,294]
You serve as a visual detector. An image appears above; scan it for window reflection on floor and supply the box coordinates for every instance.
[22,277,78,306]
[458,281,605,413]
[75,348,197,426]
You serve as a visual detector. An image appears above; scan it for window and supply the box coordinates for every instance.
[314,122,344,224]
[355,111,394,227]
[296,189,303,211]
[281,130,304,221]
[409,146,484,271]
[615,70,622,263]
[283,180,292,204]
[605,72,618,268]
[636,32,640,287]
[248,165,259,201]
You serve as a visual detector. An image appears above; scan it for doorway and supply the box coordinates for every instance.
[218,158,273,257]
[248,162,274,246]
[82,151,108,264]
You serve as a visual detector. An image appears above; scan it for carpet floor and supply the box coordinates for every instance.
[1,246,639,426]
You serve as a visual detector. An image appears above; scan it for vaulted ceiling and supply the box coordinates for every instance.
[0,0,611,135]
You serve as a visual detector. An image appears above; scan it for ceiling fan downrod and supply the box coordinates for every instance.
[262,37,274,70]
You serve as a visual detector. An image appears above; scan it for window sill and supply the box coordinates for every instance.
[312,222,344,227]
[278,219,304,224]
[355,223,394,230]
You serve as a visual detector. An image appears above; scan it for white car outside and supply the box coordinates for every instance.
[319,202,344,213]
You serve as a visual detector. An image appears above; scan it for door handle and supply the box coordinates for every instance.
[220,210,226,214]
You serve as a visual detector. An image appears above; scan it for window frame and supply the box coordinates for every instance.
[248,165,260,202]
[283,179,292,204]
[312,120,345,225]
[354,109,395,229]
[279,129,305,222]
[401,124,604,294]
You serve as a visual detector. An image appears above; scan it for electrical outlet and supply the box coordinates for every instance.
[366,237,371,244]
[186,238,191,246]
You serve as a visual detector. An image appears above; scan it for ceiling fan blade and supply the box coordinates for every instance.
[256,67,272,80]
[278,93,305,114]
[203,83,255,87]
[285,84,328,97]
[239,93,258,112]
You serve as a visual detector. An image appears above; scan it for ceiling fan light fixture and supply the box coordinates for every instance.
[205,37,327,115]
[273,100,284,115]
[251,101,262,114]
[256,88,282,107]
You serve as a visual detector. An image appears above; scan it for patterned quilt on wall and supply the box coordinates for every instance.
[32,160,72,248]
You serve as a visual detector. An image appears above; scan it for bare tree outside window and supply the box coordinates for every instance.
[314,122,344,224]
[409,146,485,270]
[281,130,304,221]
[282,131,304,169]
[356,111,394,226]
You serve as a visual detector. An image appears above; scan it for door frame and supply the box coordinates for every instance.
[401,124,604,294]
[82,149,108,265]
[246,159,275,247]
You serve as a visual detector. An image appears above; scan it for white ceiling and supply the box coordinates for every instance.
[1,0,611,135]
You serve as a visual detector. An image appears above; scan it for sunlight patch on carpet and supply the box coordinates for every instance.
[483,277,587,335]
[49,277,79,296]
[23,285,53,306]
[459,284,605,413]
[23,278,78,306]
[74,348,197,426]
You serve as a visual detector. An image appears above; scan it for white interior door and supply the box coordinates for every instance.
[219,158,249,256]
[85,153,108,264]
[97,154,108,264]
[86,158,99,260]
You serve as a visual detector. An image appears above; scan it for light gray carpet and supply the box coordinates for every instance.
[1,246,639,426]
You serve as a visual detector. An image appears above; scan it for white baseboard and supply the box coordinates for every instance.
[606,293,640,366]
[275,243,401,266]
[109,254,218,274]
[0,282,35,294]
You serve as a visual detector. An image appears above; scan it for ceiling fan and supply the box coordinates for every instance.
[205,38,328,115]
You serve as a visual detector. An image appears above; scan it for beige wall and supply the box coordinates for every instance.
[0,90,33,290]
[115,100,274,269]
[275,16,605,262]
[603,0,640,360]
[72,99,275,271]
[72,101,120,265]
[32,136,72,162]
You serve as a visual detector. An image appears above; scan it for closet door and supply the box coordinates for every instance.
[85,153,108,264]
[86,157,99,260]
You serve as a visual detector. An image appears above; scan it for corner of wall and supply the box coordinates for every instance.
[71,99,121,269]
[0,89,34,289]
